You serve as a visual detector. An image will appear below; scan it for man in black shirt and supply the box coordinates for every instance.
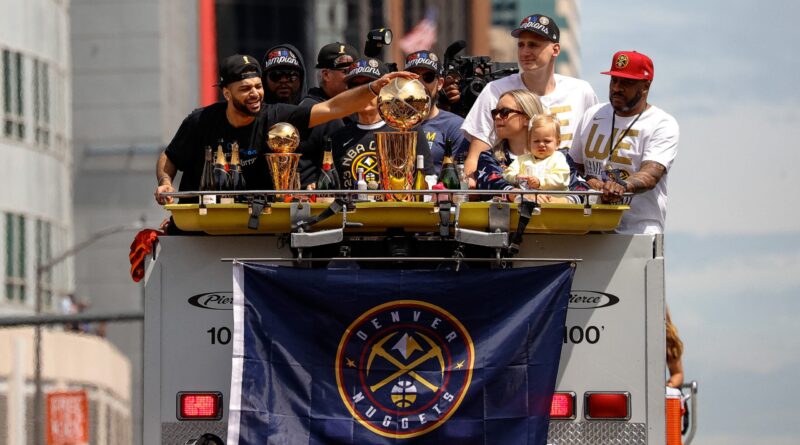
[295,42,359,187]
[155,54,418,204]
[330,58,435,190]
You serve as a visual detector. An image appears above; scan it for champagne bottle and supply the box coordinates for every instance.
[440,139,461,196]
[229,141,246,201]
[323,138,341,189]
[199,146,217,205]
[316,142,340,203]
[356,167,368,201]
[413,154,427,202]
[214,140,232,203]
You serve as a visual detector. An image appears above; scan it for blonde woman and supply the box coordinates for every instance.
[475,89,545,193]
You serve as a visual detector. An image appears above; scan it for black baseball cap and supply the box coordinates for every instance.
[404,51,441,74]
[344,58,389,82]
[316,42,359,69]
[218,54,262,86]
[511,14,560,42]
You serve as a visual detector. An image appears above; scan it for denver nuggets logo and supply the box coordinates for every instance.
[538,16,550,25]
[616,54,630,68]
[336,300,474,439]
[352,152,380,183]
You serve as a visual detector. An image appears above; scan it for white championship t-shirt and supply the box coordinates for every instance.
[569,103,680,234]
[461,73,598,149]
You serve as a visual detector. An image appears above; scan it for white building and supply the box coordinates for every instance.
[1,1,132,443]
[0,0,73,314]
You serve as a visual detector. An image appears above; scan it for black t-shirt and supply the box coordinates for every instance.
[165,102,312,199]
[329,121,435,189]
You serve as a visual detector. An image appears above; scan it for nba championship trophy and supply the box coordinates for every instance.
[265,122,301,198]
[376,78,431,201]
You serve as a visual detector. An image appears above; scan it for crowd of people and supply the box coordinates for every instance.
[152,10,683,388]
[154,12,679,237]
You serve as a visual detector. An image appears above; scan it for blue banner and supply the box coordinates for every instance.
[228,263,574,445]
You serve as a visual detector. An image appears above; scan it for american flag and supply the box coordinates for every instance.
[399,9,437,53]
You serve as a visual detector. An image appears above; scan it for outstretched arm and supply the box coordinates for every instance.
[308,71,418,128]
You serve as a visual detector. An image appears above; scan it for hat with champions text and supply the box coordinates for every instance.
[344,58,389,83]
[601,51,654,80]
[511,14,559,42]
[404,51,441,74]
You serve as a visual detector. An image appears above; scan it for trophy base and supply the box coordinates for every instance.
[376,131,417,202]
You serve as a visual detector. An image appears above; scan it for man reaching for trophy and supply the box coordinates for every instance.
[154,54,418,205]
[329,58,435,193]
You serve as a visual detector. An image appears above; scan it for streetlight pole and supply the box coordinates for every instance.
[32,220,145,445]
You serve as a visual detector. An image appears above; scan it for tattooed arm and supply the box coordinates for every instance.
[601,160,667,202]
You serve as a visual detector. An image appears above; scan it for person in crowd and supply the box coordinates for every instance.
[569,51,679,234]
[475,89,544,194]
[295,42,360,187]
[329,58,435,190]
[502,114,569,194]
[262,44,307,105]
[403,50,468,173]
[666,307,684,388]
[461,13,598,184]
[154,54,417,205]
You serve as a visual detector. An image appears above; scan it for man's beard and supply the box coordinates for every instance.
[610,90,642,113]
[265,89,298,105]
[232,96,260,116]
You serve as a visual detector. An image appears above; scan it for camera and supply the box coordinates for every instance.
[363,28,398,72]
[442,40,519,117]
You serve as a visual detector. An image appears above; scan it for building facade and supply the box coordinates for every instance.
[0,0,73,317]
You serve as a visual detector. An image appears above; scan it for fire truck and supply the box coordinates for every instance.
[142,191,698,444]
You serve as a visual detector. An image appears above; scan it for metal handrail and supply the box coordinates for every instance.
[160,189,631,198]
[681,380,699,445]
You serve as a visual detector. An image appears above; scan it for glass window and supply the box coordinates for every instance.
[5,213,26,302]
[33,60,50,146]
[36,220,52,305]
[2,50,25,140]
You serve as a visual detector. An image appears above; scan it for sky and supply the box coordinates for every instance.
[579,1,800,443]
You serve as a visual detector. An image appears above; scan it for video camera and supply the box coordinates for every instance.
[442,40,519,117]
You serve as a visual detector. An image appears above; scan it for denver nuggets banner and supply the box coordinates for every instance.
[228,263,574,445]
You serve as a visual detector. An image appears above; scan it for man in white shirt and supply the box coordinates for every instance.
[569,51,679,234]
[461,13,598,183]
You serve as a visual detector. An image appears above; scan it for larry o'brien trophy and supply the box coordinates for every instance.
[376,77,431,201]
[265,122,301,199]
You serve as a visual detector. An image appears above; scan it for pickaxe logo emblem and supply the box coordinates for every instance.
[335,300,475,439]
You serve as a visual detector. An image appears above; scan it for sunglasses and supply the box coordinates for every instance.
[267,70,300,82]
[490,107,525,120]
[419,72,438,83]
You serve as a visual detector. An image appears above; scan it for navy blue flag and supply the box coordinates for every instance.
[228,263,574,445]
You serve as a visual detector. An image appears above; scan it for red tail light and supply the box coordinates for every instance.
[550,392,576,419]
[584,392,630,420]
[177,392,223,420]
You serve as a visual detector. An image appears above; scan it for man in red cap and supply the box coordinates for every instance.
[569,51,679,234]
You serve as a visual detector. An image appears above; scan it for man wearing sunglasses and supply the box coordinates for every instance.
[296,42,360,187]
[404,51,469,173]
[461,13,598,185]
[262,44,308,105]
[155,54,420,209]
[329,58,435,190]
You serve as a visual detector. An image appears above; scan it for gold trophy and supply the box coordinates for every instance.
[265,122,301,199]
[376,77,431,201]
